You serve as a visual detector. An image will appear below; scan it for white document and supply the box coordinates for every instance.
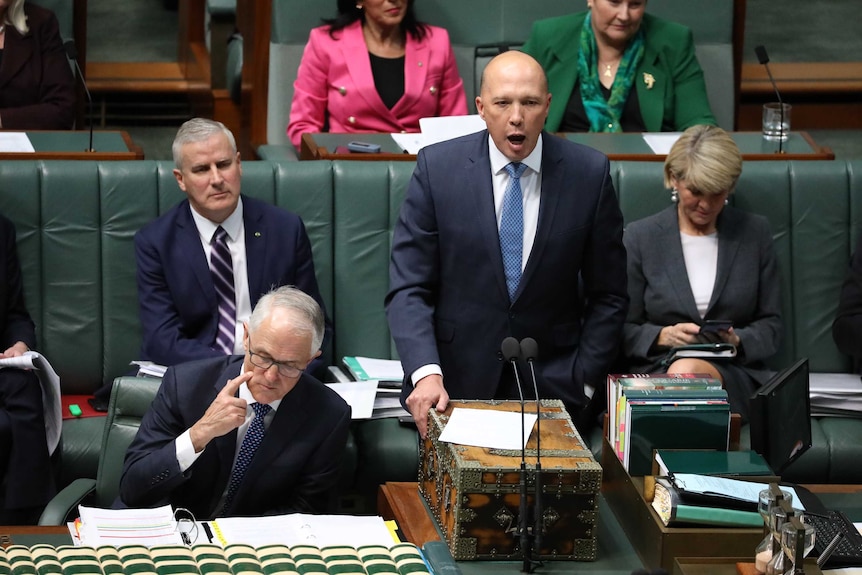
[0,351,61,454]
[672,473,806,511]
[131,360,168,378]
[0,132,35,153]
[439,407,537,450]
[211,513,396,548]
[326,381,378,419]
[343,356,404,381]
[642,132,682,155]
[390,114,486,154]
[77,504,183,547]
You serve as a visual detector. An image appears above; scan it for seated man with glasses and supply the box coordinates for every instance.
[118,286,351,519]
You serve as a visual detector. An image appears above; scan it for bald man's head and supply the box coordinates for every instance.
[476,51,551,162]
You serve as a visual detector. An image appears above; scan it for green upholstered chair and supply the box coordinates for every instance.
[39,376,160,525]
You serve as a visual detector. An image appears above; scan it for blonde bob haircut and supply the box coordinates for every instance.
[663,124,743,196]
[5,0,29,35]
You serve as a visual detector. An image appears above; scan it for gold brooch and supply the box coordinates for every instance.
[643,73,655,89]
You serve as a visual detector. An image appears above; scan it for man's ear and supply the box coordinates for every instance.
[173,168,186,192]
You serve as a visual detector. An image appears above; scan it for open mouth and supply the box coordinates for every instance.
[508,134,526,145]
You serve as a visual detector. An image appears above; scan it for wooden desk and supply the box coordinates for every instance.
[0,131,144,160]
[378,482,645,573]
[301,131,834,162]
[0,525,70,547]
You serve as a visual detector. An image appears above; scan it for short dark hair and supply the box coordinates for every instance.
[323,0,428,41]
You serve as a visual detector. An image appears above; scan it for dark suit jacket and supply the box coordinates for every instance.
[521,12,716,133]
[0,214,36,351]
[135,195,332,373]
[833,233,862,370]
[0,4,75,130]
[118,356,351,518]
[385,130,629,411]
[623,205,782,373]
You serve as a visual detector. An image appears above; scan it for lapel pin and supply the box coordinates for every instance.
[254,232,261,237]
[643,73,655,89]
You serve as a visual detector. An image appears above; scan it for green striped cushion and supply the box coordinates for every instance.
[30,545,62,575]
[355,548,398,575]
[149,546,199,575]
[255,545,296,575]
[0,547,9,575]
[389,545,429,575]
[6,546,37,575]
[116,545,157,575]
[223,544,261,575]
[55,545,102,575]
[190,545,230,575]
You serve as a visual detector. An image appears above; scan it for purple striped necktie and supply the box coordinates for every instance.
[210,226,236,355]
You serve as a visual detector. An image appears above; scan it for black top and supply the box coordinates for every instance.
[369,52,405,110]
[560,81,647,132]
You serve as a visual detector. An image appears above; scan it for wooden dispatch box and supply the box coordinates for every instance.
[419,399,601,561]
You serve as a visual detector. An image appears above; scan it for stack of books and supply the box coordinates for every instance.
[606,374,730,476]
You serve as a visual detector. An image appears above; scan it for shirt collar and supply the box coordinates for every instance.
[487,133,543,176]
[190,196,244,242]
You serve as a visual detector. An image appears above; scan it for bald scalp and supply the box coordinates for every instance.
[479,51,549,97]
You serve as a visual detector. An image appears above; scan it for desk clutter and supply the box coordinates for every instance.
[0,542,433,575]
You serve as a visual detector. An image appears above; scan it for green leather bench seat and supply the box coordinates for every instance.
[3,158,861,508]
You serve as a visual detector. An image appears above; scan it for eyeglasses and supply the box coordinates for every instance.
[247,337,304,378]
[174,507,199,546]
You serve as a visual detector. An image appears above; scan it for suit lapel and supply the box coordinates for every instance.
[658,208,701,319]
[0,29,33,88]
[391,34,429,117]
[243,197,266,301]
[340,22,395,123]
[177,203,217,304]
[468,134,511,304]
[635,43,664,132]
[518,135,561,300]
[708,209,741,313]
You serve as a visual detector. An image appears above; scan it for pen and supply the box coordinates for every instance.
[202,521,214,543]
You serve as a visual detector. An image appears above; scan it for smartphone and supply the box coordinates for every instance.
[347,141,382,154]
[700,319,733,334]
[697,320,732,344]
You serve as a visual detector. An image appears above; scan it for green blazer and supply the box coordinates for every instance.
[522,12,717,132]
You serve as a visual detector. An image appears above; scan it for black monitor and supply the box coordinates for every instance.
[749,358,812,474]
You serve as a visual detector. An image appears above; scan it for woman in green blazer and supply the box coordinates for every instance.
[521,0,716,133]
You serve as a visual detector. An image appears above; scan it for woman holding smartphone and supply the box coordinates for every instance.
[621,125,783,421]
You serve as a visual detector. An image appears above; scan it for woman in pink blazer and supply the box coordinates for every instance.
[287,0,467,149]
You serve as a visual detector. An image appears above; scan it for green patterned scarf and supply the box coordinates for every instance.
[577,12,645,132]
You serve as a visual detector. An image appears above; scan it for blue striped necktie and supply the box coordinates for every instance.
[500,162,527,300]
[210,226,236,355]
[224,402,271,513]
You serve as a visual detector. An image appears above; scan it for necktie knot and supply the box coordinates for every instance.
[252,402,271,420]
[505,162,527,179]
[212,226,228,245]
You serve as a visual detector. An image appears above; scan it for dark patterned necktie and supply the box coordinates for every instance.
[210,226,236,354]
[224,402,271,513]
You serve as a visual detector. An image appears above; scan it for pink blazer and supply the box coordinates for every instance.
[287,20,467,148]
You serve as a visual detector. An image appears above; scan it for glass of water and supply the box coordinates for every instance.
[762,103,792,142]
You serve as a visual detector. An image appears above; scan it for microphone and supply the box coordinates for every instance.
[754,45,785,154]
[64,40,95,153]
[520,337,542,561]
[501,336,532,571]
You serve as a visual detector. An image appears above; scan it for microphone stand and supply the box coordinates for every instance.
[521,337,543,566]
[64,40,95,153]
[755,45,785,154]
[501,337,533,572]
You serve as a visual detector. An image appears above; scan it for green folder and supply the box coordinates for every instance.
[654,449,774,477]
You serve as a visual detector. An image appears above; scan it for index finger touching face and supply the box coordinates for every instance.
[221,370,253,397]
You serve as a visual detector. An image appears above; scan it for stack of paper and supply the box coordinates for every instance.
[75,504,183,547]
[0,351,61,454]
[809,373,862,416]
[342,356,404,382]
[209,513,397,547]
[326,381,411,420]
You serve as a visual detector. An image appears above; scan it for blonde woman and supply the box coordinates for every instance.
[622,125,782,421]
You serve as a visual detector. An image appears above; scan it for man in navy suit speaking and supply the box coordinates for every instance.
[386,51,628,438]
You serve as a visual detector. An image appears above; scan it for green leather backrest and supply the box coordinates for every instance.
[2,158,858,397]
[0,160,334,394]
[93,376,161,508]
